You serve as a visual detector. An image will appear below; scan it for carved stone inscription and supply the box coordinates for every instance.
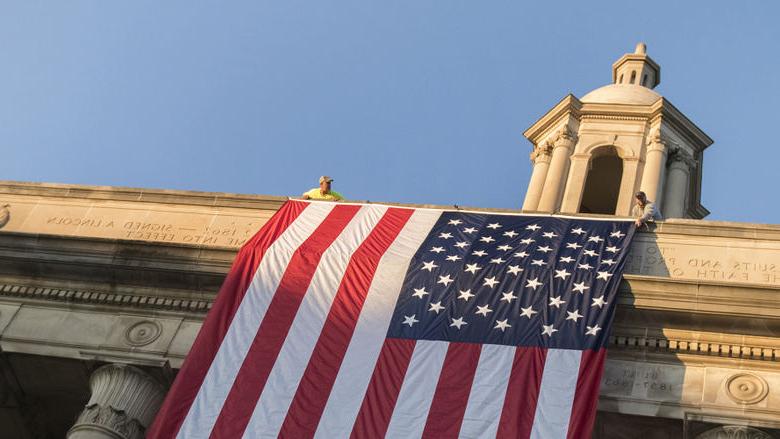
[626,236,780,286]
[0,200,273,248]
[601,360,684,401]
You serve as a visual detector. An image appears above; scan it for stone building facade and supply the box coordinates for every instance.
[0,45,778,438]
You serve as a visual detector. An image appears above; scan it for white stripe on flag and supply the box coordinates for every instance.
[177,202,334,439]
[458,344,515,439]
[529,348,582,439]
[384,340,449,439]
[240,205,389,437]
[313,209,441,438]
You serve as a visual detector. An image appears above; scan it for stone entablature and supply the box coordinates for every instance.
[1,181,779,431]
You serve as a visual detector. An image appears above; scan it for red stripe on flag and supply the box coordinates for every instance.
[278,208,414,438]
[566,348,607,439]
[421,342,482,439]
[496,347,547,439]
[350,338,416,439]
[147,200,309,439]
[208,204,362,439]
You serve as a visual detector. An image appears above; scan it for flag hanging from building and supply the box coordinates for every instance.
[148,200,635,439]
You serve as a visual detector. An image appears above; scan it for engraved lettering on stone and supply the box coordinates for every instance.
[0,204,9,229]
[125,320,162,347]
[725,373,768,405]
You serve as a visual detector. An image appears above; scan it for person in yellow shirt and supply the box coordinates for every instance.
[302,176,344,201]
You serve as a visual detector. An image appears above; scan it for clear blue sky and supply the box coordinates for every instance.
[2,2,778,223]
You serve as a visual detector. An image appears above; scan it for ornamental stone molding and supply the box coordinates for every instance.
[530,141,553,162]
[553,124,577,147]
[0,203,9,229]
[696,425,773,439]
[725,373,769,405]
[667,146,697,170]
[124,320,163,347]
[67,364,166,439]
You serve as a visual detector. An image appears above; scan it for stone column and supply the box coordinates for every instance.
[522,142,552,211]
[662,148,695,219]
[68,364,166,439]
[536,127,576,213]
[639,128,668,206]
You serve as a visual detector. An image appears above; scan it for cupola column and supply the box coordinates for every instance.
[663,148,696,218]
[522,142,552,211]
[639,128,668,207]
[67,364,166,439]
[537,127,576,213]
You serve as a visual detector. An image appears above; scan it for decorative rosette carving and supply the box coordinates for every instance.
[725,373,769,405]
[124,320,162,347]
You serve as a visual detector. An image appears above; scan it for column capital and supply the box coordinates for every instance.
[68,364,166,439]
[552,124,577,149]
[530,141,553,163]
[667,146,697,170]
[696,425,772,439]
[646,126,670,153]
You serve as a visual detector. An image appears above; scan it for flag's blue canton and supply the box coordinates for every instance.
[387,212,634,350]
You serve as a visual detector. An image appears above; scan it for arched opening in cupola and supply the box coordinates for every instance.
[579,146,623,215]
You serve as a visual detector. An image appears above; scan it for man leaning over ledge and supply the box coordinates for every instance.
[632,191,662,227]
[302,175,344,201]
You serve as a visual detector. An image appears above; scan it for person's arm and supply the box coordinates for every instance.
[302,189,311,200]
[640,204,655,222]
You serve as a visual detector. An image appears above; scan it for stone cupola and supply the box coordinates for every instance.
[521,43,712,219]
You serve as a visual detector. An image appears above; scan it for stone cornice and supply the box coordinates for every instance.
[0,180,289,210]
[522,94,582,144]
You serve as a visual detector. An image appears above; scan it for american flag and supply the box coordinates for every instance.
[148,200,634,439]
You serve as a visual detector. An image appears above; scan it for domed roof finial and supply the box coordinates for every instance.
[611,43,660,89]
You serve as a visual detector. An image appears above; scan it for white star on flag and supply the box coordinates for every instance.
[520,238,535,245]
[601,259,616,266]
[507,265,523,275]
[430,246,445,253]
[566,242,582,250]
[464,263,482,274]
[571,227,586,235]
[479,236,495,243]
[520,306,537,318]
[583,249,598,257]
[454,241,469,249]
[437,274,455,286]
[525,278,543,290]
[421,261,438,272]
[472,250,488,257]
[450,317,467,329]
[542,231,558,239]
[596,271,613,281]
[542,324,558,336]
[446,255,461,262]
[566,310,583,322]
[412,287,429,299]
[588,236,604,243]
[537,245,552,253]
[610,230,625,238]
[494,319,511,332]
[526,224,541,231]
[500,291,518,303]
[497,244,513,251]
[578,263,593,270]
[457,289,475,301]
[448,219,463,225]
[559,256,575,263]
[486,223,502,229]
[531,259,546,266]
[586,325,602,335]
[463,227,478,234]
[428,302,445,314]
[554,269,571,280]
[490,257,506,264]
[591,296,607,308]
[402,315,419,327]
[572,282,590,294]
[475,304,493,316]
[605,246,619,253]
[439,232,453,239]
[503,230,518,238]
[549,296,565,308]
[483,277,499,288]
[514,251,529,258]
